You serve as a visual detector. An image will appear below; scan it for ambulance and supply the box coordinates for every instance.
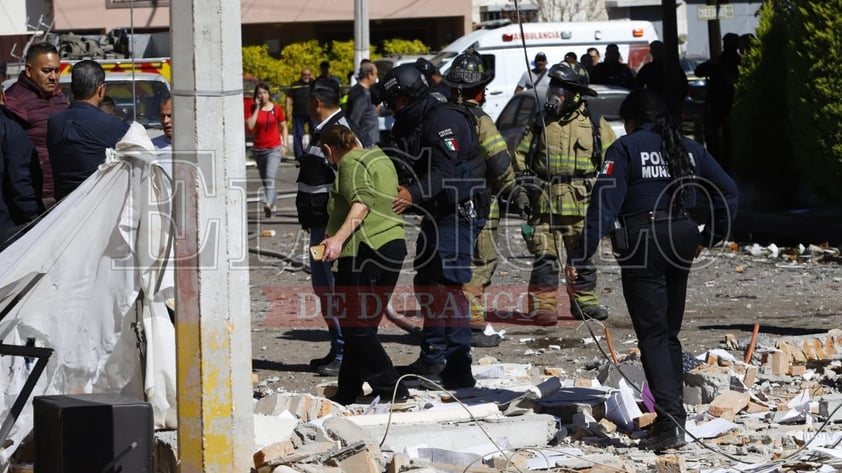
[430,20,659,120]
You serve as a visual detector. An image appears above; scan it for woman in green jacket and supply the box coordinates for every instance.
[319,125,408,404]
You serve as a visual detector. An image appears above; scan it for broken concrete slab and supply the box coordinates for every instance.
[255,393,343,422]
[819,393,842,423]
[254,412,300,451]
[534,386,611,424]
[352,412,557,453]
[597,361,647,390]
[322,417,379,452]
[345,402,500,427]
[683,368,731,405]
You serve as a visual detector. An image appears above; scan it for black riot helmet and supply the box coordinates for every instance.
[380,63,429,103]
[547,62,597,97]
[442,50,495,90]
[415,57,441,84]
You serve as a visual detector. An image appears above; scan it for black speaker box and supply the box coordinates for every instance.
[33,393,153,473]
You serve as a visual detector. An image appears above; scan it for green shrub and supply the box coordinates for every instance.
[243,40,382,98]
[731,1,794,206]
[382,39,430,55]
[733,0,842,206]
[787,0,842,202]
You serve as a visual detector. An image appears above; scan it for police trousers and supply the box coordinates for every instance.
[413,213,483,373]
[617,216,700,429]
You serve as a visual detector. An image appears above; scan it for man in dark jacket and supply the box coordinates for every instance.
[4,42,69,207]
[0,87,44,248]
[295,77,355,376]
[47,60,129,200]
[345,61,379,148]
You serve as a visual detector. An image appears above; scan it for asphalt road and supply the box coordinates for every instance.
[244,156,842,396]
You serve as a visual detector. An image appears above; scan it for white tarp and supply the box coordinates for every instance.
[0,122,176,467]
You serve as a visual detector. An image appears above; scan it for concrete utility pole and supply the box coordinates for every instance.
[354,0,370,73]
[170,0,254,470]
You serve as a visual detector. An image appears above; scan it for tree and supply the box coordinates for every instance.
[534,0,608,22]
[732,0,842,205]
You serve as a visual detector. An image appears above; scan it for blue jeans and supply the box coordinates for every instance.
[309,224,343,358]
[292,116,313,161]
[413,214,484,371]
[252,146,281,206]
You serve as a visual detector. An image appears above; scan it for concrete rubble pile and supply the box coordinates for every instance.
[147,330,842,472]
[740,242,841,266]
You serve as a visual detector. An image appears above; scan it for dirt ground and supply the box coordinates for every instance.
[246,161,842,396]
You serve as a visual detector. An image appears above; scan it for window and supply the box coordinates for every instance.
[479,5,538,23]
[107,0,170,8]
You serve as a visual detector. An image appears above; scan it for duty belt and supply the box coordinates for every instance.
[621,209,688,228]
[535,171,597,183]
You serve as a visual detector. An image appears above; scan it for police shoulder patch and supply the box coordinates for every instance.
[444,137,459,151]
[600,160,614,176]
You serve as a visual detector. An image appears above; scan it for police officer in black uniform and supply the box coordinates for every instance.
[566,89,738,451]
[379,63,489,389]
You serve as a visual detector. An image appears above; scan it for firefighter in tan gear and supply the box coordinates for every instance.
[513,63,616,325]
[443,50,530,346]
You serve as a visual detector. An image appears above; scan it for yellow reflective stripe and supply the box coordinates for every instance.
[536,199,588,216]
[542,153,598,175]
[482,134,508,155]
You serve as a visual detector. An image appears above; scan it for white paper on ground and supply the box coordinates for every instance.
[685,418,739,441]
[604,378,643,431]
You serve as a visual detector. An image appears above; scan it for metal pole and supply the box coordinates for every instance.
[170,0,254,469]
[354,0,370,72]
[707,0,723,58]
[662,0,681,119]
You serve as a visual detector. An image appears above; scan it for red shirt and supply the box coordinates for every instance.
[251,104,284,149]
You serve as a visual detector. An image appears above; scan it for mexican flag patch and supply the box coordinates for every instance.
[600,160,614,176]
[444,138,459,152]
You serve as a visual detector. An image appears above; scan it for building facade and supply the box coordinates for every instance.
[1,0,760,72]
[0,0,470,61]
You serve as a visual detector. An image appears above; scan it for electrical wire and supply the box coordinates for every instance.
[571,296,842,470]
[376,374,631,473]
[504,2,839,467]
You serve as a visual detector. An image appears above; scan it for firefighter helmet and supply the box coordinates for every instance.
[548,62,597,97]
[442,50,494,90]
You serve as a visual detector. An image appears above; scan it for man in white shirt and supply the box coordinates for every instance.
[514,52,550,94]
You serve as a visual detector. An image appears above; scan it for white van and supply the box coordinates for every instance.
[430,20,659,121]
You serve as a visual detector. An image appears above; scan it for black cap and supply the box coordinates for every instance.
[535,52,547,62]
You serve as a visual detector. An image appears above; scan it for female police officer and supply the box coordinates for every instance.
[565,89,738,451]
